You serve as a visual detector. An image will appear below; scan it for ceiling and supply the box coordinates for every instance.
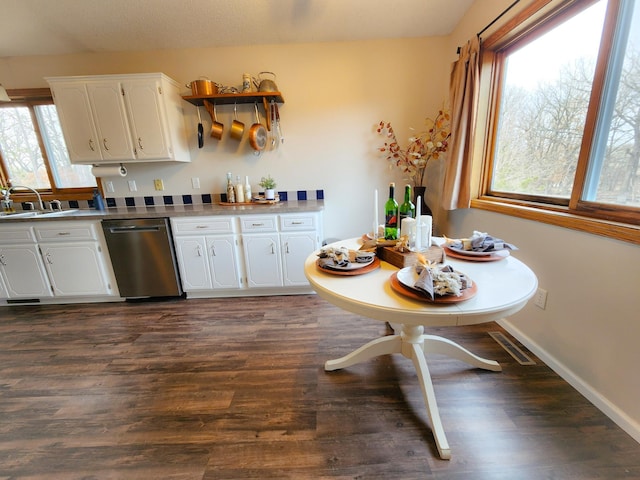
[0,0,475,58]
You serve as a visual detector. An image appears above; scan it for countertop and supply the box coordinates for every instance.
[0,199,324,223]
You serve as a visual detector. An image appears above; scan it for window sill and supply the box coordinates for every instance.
[471,197,640,246]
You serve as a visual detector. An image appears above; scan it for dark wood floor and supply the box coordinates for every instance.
[0,295,638,479]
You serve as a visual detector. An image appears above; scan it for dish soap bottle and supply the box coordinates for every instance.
[92,188,105,211]
[226,172,236,203]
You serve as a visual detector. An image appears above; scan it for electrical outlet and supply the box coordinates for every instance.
[128,180,137,192]
[191,177,200,189]
[105,181,114,193]
[154,179,164,191]
[534,288,548,309]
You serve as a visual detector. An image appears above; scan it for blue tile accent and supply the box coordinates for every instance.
[202,193,212,204]
[69,200,79,209]
[297,190,307,201]
[125,197,135,207]
[144,196,155,206]
[163,195,173,205]
[182,194,193,205]
[106,197,117,208]
[279,191,288,201]
[316,189,324,200]
[221,193,228,202]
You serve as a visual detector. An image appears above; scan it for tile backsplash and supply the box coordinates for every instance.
[19,189,324,211]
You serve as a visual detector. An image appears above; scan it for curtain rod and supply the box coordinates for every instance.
[456,0,521,54]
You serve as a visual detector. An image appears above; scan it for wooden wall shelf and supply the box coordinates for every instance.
[181,92,284,107]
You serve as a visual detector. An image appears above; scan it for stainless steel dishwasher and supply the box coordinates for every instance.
[101,218,183,298]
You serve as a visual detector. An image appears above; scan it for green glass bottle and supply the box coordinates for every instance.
[384,182,399,240]
[399,184,415,224]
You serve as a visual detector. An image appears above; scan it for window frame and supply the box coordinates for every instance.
[0,88,95,203]
[474,0,640,245]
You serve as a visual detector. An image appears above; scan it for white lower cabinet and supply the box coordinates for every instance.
[0,221,117,303]
[34,221,117,298]
[279,213,321,287]
[171,217,242,293]
[242,233,283,288]
[171,211,322,297]
[0,243,53,299]
[281,232,318,286]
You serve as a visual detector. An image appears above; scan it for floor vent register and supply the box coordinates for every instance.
[488,331,536,366]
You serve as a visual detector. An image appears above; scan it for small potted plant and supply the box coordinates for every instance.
[259,175,277,200]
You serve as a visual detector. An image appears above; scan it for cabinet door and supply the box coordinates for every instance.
[40,242,112,296]
[206,235,241,289]
[281,232,318,286]
[49,82,102,163]
[86,81,136,161]
[242,234,283,288]
[0,245,52,299]
[122,79,172,160]
[173,236,212,292]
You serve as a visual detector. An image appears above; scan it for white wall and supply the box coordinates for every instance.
[2,37,451,241]
[443,1,640,442]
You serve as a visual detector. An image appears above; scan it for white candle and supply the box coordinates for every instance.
[401,217,416,244]
[415,195,422,251]
[420,215,432,248]
[373,189,378,239]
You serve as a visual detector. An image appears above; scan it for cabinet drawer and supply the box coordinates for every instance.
[171,216,236,235]
[240,215,278,233]
[34,221,99,242]
[0,226,36,244]
[279,214,317,231]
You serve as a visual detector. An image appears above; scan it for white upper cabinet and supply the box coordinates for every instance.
[47,73,191,165]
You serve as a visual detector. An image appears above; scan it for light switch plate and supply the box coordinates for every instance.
[128,180,137,192]
[191,177,200,189]
[154,179,164,191]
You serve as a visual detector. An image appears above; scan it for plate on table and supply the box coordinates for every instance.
[444,246,509,262]
[316,257,380,276]
[445,244,496,256]
[390,267,477,303]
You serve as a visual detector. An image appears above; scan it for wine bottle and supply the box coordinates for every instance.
[399,184,415,223]
[384,182,398,240]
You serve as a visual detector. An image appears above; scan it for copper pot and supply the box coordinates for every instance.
[203,100,223,140]
[187,78,218,96]
[248,103,267,151]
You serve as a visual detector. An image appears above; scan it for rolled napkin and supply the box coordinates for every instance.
[414,264,470,300]
[447,230,518,252]
[318,246,375,267]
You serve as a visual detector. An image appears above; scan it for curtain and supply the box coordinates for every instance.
[442,36,481,210]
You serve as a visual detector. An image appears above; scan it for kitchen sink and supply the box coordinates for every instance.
[0,209,80,220]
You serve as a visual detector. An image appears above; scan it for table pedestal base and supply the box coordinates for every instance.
[324,324,501,460]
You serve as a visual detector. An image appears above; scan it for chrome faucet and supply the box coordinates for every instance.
[9,185,45,211]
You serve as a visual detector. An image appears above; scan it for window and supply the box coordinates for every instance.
[478,0,640,241]
[0,90,95,198]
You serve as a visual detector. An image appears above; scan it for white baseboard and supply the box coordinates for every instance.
[499,319,640,445]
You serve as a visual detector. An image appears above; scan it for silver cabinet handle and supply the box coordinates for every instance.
[0,254,6,266]
[196,245,202,257]
[285,242,290,254]
[46,252,53,264]
[252,223,265,227]
[56,232,71,236]
[138,137,143,150]
[270,241,275,254]
[211,245,216,256]
[103,138,109,151]
[89,139,95,151]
